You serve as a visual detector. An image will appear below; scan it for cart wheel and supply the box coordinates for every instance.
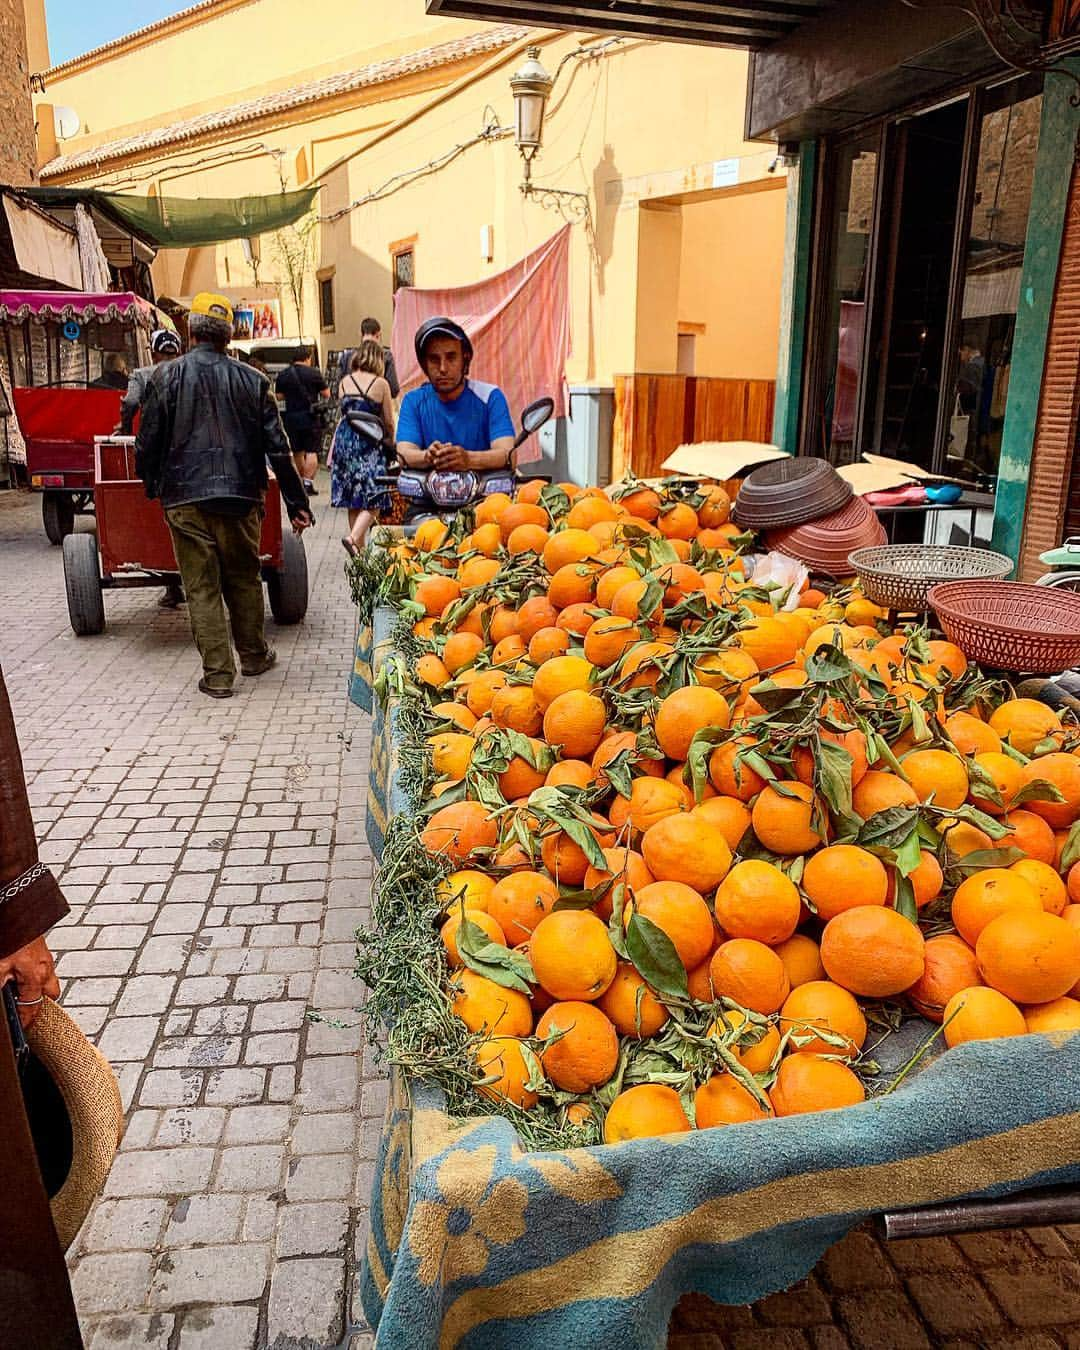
[63,533,105,635]
[43,492,76,546]
[267,529,308,624]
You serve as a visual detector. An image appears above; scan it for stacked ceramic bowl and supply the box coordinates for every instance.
[735,457,885,576]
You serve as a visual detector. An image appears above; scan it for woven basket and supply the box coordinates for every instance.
[848,545,1013,612]
[928,580,1080,674]
[734,457,852,529]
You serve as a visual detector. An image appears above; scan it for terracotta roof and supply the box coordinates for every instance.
[41,0,250,79]
[40,25,523,180]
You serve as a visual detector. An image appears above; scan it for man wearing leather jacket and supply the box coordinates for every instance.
[135,292,313,698]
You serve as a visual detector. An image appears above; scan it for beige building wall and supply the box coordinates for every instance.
[1,0,38,184]
[34,6,787,387]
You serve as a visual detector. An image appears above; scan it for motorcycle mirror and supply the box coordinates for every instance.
[520,397,554,437]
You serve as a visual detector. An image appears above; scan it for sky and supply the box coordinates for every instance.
[46,0,194,65]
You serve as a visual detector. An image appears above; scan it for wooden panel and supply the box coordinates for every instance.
[1050,0,1080,41]
[614,374,776,480]
[1017,165,1080,581]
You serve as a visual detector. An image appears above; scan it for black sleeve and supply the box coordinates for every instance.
[260,381,310,520]
[383,348,400,399]
[134,374,166,499]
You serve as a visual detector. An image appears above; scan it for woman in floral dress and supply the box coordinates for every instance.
[333,339,395,555]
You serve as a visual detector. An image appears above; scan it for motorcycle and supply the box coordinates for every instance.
[358,396,555,527]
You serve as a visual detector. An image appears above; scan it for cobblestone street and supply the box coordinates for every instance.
[1,485,1079,1349]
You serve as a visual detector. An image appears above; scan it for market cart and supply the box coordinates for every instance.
[62,437,307,635]
[0,290,175,544]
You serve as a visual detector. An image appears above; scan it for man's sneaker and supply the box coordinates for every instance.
[198,679,233,699]
[303,478,318,496]
[242,648,278,677]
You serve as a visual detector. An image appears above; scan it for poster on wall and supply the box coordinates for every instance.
[252,300,282,338]
[233,307,255,340]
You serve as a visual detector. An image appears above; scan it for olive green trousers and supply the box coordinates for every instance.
[165,502,269,690]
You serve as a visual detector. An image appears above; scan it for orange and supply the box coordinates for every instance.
[1009,858,1067,915]
[951,869,1042,945]
[942,985,1026,1046]
[555,602,597,639]
[415,654,451,690]
[566,494,618,531]
[598,963,670,1038]
[780,981,867,1059]
[988,698,1063,756]
[413,517,450,551]
[709,738,767,802]
[435,869,496,914]
[737,617,800,671]
[490,685,543,737]
[428,731,474,781]
[546,759,594,791]
[542,527,597,574]
[498,500,548,542]
[528,626,571,665]
[532,654,594,712]
[458,555,502,590]
[584,616,642,669]
[543,690,607,759]
[695,648,759,695]
[802,845,888,921]
[530,910,618,1001]
[695,1074,771,1127]
[820,906,925,997]
[474,492,513,527]
[612,577,663,623]
[709,939,790,1014]
[656,501,699,540]
[774,934,826,989]
[901,749,969,811]
[888,849,943,909]
[620,486,663,521]
[769,1054,866,1116]
[474,1036,538,1109]
[852,770,919,819]
[441,631,484,675]
[470,521,502,557]
[631,880,716,970]
[714,860,801,945]
[792,727,869,791]
[707,1008,781,1073]
[488,605,520,644]
[507,522,549,556]
[604,1084,691,1142]
[432,700,477,732]
[697,484,731,528]
[945,711,1001,756]
[622,777,690,834]
[498,739,548,800]
[465,669,508,717]
[421,801,498,864]
[641,814,733,892]
[536,1001,619,1092]
[584,846,654,913]
[1024,996,1080,1032]
[414,573,461,617]
[516,596,558,644]
[965,751,1022,816]
[976,910,1080,1004]
[441,908,506,967]
[488,870,560,944]
[514,479,545,504]
[548,562,599,610]
[620,640,674,691]
[593,730,664,785]
[1069,870,1080,906]
[1019,752,1080,828]
[596,565,641,611]
[452,969,533,1037]
[687,957,716,1002]
[942,819,994,858]
[994,809,1058,865]
[491,634,526,667]
[751,781,823,856]
[653,685,731,762]
[906,935,982,1022]
[692,796,752,851]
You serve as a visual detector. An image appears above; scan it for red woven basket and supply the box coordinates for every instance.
[928,580,1080,674]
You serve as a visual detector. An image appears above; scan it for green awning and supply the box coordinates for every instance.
[20,187,319,248]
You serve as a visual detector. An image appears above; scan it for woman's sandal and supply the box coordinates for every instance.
[341,537,360,558]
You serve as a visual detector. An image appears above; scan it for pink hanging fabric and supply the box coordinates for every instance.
[390,226,571,463]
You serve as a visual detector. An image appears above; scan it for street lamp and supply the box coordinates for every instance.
[509,45,590,222]
[510,47,553,186]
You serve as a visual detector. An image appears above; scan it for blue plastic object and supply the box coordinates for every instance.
[926,483,962,504]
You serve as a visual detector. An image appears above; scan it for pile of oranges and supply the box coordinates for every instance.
[383,478,1080,1143]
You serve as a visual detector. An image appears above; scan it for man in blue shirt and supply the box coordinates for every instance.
[396,318,516,473]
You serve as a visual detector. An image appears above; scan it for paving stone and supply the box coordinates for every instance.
[175,1305,260,1349]
[62,976,123,1006]
[223,1105,291,1145]
[290,1112,356,1156]
[71,1251,154,1315]
[245,1032,301,1064]
[242,1196,279,1242]
[155,1107,226,1147]
[204,1068,266,1105]
[164,1194,244,1246]
[299,1057,358,1112]
[955,1230,1039,1266]
[97,1016,161,1062]
[139,1070,203,1108]
[837,1290,933,1349]
[981,1264,1080,1326]
[58,949,137,977]
[905,1272,1004,1336]
[886,1237,969,1274]
[86,1199,170,1253]
[266,1257,345,1347]
[90,1312,176,1348]
[276,1202,349,1258]
[216,1144,286,1192]
[151,1244,271,1306]
[285,1154,354,1202]
[153,1035,242,1069]
[105,1149,216,1198]
[821,1230,898,1292]
[192,1005,248,1036]
[116,975,178,1017]
[251,1000,308,1032]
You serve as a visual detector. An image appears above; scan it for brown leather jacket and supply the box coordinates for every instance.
[0,667,83,1348]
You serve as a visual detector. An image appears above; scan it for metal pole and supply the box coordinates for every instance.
[882,1187,1080,1241]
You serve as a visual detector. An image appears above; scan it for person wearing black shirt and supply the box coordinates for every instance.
[275,347,330,496]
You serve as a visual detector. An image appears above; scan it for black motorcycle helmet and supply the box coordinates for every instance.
[414,316,473,373]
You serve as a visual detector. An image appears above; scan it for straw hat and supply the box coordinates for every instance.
[25,999,124,1251]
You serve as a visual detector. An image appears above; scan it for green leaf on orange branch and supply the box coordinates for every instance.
[457,912,536,993]
[625,912,689,1000]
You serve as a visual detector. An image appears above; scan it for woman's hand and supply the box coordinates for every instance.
[0,936,60,1028]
